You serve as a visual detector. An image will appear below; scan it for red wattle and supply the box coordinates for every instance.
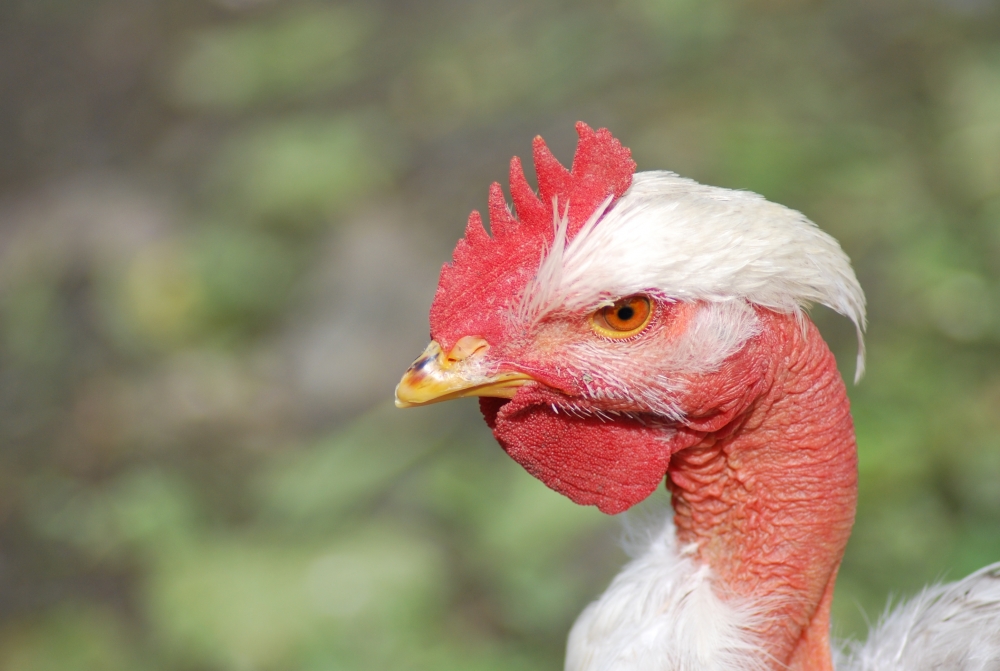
[480,396,676,515]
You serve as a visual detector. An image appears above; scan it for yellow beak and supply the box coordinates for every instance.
[395,336,535,408]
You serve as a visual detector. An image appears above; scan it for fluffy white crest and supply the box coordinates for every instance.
[521,172,867,381]
[566,508,770,671]
[837,563,1000,671]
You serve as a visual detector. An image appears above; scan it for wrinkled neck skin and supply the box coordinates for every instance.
[669,312,857,671]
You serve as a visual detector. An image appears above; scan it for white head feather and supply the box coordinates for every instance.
[520,171,867,381]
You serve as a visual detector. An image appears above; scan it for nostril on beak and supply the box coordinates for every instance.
[448,336,490,363]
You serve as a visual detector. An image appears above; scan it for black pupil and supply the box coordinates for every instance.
[616,305,635,321]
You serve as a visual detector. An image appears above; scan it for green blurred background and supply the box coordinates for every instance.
[1,0,999,668]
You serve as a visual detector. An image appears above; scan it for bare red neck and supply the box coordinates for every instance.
[668,313,857,671]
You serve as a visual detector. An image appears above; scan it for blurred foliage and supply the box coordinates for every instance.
[170,5,375,111]
[1,0,1000,668]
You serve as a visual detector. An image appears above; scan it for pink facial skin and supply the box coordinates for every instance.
[470,298,762,515]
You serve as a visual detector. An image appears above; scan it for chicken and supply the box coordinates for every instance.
[394,123,1000,671]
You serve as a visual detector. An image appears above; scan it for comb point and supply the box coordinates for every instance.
[487,181,517,238]
[509,156,546,230]
[463,209,489,246]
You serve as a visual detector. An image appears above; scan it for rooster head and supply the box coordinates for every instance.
[396,123,865,515]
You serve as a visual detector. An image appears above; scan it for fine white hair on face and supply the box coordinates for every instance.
[565,507,771,671]
[668,299,763,373]
[835,563,1000,671]
[521,171,868,382]
[562,299,763,420]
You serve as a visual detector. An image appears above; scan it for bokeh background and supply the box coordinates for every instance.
[1,0,999,668]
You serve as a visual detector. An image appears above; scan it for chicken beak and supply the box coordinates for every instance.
[395,337,535,408]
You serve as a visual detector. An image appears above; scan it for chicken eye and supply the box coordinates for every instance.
[591,295,653,339]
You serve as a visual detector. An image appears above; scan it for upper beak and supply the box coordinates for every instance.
[395,336,535,408]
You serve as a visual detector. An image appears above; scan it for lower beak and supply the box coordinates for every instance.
[395,339,535,408]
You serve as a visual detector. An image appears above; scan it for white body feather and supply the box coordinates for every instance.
[837,564,1000,671]
[566,514,770,671]
[569,511,1000,671]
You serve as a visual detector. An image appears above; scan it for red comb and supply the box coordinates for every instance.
[429,123,636,350]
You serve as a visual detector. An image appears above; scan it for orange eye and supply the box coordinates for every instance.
[591,295,654,339]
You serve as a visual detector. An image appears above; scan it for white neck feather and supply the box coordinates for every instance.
[565,510,770,671]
